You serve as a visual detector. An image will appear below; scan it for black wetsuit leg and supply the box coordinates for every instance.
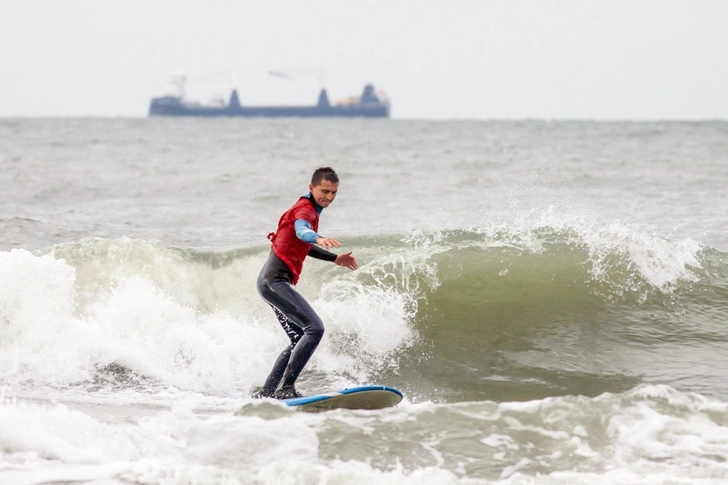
[258,306,304,393]
[256,251,325,395]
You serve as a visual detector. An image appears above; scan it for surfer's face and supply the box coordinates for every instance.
[309,180,338,208]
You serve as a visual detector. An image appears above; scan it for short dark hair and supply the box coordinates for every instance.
[311,167,339,186]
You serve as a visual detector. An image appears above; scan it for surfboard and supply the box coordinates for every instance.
[283,385,403,412]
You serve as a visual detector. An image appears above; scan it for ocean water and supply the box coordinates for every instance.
[1,118,728,484]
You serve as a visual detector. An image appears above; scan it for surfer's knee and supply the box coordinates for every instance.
[306,318,325,342]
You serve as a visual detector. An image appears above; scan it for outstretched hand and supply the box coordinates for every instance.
[316,237,341,249]
[334,251,358,271]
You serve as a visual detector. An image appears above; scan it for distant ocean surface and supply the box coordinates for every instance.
[2,118,728,484]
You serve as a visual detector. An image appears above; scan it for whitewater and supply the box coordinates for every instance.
[1,118,727,484]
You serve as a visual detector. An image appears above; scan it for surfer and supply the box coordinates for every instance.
[254,167,359,399]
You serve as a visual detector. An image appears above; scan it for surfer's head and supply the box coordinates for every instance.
[311,167,339,186]
[309,167,339,208]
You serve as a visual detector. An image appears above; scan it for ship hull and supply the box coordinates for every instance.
[148,100,389,118]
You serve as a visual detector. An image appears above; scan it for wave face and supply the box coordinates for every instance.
[2,219,727,406]
[389,227,728,403]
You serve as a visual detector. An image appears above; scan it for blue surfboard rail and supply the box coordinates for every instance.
[283,385,403,407]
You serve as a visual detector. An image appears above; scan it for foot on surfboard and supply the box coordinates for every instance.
[274,385,302,400]
[251,386,276,399]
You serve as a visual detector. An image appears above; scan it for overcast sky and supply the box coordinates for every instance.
[1,0,726,119]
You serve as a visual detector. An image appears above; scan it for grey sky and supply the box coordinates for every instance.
[1,0,726,119]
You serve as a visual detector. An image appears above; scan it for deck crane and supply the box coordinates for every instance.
[267,68,327,87]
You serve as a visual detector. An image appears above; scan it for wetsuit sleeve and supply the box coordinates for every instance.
[294,219,320,243]
[307,244,337,262]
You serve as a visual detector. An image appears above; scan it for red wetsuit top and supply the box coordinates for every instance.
[267,197,320,285]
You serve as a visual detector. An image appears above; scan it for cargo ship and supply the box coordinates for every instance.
[148,75,390,118]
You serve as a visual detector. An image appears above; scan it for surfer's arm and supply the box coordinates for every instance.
[295,219,320,243]
[295,219,341,250]
[296,219,337,261]
[308,246,357,270]
[296,220,354,267]
[307,244,337,262]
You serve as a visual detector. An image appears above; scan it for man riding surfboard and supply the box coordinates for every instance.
[254,167,358,399]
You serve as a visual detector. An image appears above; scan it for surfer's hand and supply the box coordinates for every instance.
[316,237,340,249]
[335,252,358,271]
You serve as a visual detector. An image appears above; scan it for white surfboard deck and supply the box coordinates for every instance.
[283,385,403,412]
